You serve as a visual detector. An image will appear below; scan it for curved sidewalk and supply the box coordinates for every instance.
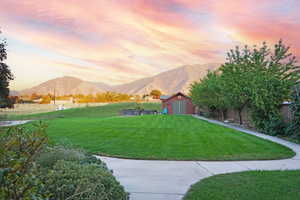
[96,116,300,200]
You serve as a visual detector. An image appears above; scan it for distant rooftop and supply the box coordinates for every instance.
[160,95,171,100]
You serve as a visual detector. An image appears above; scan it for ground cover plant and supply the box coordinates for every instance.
[183,170,300,200]
[42,114,294,160]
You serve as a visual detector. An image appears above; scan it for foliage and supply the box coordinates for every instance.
[253,112,286,136]
[150,89,162,99]
[0,122,129,200]
[220,40,299,125]
[0,30,14,108]
[77,92,132,103]
[190,71,228,120]
[39,160,128,200]
[36,145,87,170]
[17,92,133,104]
[135,102,144,111]
[286,85,300,139]
[36,146,128,200]
[190,40,300,132]
[40,95,52,104]
[0,122,48,200]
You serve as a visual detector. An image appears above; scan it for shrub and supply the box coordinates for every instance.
[0,122,48,199]
[1,123,128,200]
[36,145,128,200]
[285,85,300,139]
[39,160,129,200]
[261,114,286,136]
[36,146,87,169]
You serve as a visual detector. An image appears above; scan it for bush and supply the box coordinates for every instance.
[0,122,48,199]
[36,146,128,200]
[0,123,129,200]
[285,86,300,140]
[36,146,87,169]
[39,160,128,200]
[262,115,286,136]
[251,111,286,136]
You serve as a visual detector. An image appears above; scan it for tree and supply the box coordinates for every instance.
[0,30,14,108]
[40,95,52,104]
[220,40,300,125]
[220,45,259,124]
[150,89,162,99]
[190,71,228,120]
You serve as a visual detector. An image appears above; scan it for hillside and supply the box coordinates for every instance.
[112,63,220,94]
[21,76,107,96]
[20,63,221,95]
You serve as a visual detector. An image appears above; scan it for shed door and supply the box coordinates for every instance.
[172,100,187,114]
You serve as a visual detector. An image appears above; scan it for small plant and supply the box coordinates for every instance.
[135,102,144,111]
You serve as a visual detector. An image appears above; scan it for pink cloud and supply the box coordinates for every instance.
[1,0,299,90]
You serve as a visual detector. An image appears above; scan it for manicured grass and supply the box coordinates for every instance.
[183,170,300,200]
[6,102,161,120]
[41,114,294,160]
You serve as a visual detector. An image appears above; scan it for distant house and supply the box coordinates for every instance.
[160,92,195,114]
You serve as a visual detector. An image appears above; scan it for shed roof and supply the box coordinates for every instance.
[160,92,191,101]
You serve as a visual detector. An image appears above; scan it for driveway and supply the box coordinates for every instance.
[96,116,300,200]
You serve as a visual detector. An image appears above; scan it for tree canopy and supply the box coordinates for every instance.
[190,71,228,119]
[150,89,162,99]
[0,30,14,108]
[190,40,300,131]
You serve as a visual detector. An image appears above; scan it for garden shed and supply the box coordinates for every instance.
[160,92,195,114]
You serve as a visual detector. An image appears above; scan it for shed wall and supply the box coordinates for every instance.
[162,95,195,114]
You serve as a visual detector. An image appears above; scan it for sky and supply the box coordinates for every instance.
[0,0,299,90]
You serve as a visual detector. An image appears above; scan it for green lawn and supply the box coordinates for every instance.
[36,113,294,160]
[8,102,294,160]
[184,170,300,200]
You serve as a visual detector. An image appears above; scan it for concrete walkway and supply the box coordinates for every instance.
[96,115,300,200]
[0,120,31,127]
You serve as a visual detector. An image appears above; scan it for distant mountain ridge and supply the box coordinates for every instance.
[112,63,220,94]
[19,63,220,96]
[21,76,106,96]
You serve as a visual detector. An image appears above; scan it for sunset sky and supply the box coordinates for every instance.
[1,0,299,90]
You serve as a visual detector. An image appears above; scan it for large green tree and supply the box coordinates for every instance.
[220,40,300,126]
[0,30,13,108]
[190,71,228,120]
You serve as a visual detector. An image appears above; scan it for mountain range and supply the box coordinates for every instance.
[17,63,220,96]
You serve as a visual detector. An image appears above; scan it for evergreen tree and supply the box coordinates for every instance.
[0,30,14,108]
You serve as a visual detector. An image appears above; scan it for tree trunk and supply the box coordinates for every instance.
[238,109,243,125]
[221,109,226,121]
